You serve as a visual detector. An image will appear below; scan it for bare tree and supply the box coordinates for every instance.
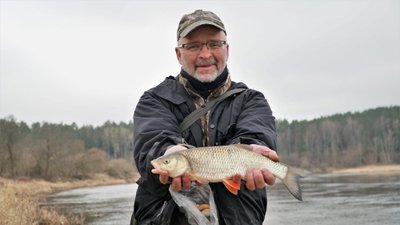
[0,116,19,177]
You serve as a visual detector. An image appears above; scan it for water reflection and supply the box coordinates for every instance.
[265,173,400,225]
[45,184,137,224]
[45,173,400,225]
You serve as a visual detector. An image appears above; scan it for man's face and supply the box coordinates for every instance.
[175,25,229,83]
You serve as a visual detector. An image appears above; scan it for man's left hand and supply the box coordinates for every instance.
[242,144,279,191]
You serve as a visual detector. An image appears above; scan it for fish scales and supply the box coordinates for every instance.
[180,146,249,181]
[180,145,288,180]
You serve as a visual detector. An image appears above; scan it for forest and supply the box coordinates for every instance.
[0,120,135,180]
[0,106,399,179]
[277,106,400,170]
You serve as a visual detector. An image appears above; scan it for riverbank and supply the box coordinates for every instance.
[0,173,137,225]
[331,164,400,175]
[2,164,399,224]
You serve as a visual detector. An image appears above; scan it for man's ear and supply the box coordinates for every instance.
[226,43,229,61]
[175,47,182,65]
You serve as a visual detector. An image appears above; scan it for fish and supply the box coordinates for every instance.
[151,144,310,201]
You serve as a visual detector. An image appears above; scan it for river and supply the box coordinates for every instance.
[45,173,400,225]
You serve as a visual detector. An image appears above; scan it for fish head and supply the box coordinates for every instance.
[151,153,190,177]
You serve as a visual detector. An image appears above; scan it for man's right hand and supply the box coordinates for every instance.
[155,144,192,191]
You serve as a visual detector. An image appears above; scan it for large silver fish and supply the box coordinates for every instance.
[151,144,309,201]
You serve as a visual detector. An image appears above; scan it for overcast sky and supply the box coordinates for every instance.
[1,0,399,126]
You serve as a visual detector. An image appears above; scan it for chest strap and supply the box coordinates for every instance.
[178,88,246,133]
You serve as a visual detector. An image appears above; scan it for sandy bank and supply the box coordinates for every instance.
[0,173,132,198]
[331,164,400,175]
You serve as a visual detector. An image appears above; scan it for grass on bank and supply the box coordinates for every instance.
[331,164,400,174]
[0,148,140,225]
[0,183,84,225]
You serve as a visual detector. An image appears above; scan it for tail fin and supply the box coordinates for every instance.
[281,167,311,201]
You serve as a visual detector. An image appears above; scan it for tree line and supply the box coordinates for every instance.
[277,106,400,170]
[1,106,399,179]
[0,119,135,180]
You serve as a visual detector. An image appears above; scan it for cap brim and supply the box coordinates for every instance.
[179,20,225,39]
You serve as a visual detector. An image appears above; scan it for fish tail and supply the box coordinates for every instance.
[281,167,310,201]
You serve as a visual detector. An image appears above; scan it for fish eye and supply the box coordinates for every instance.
[163,159,170,164]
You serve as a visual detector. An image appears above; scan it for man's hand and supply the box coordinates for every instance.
[156,170,192,191]
[244,144,279,191]
[154,144,192,191]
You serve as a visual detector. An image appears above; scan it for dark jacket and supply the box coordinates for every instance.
[133,75,277,225]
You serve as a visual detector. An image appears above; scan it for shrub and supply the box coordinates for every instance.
[105,159,136,179]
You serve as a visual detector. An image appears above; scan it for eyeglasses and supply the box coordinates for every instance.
[178,40,227,52]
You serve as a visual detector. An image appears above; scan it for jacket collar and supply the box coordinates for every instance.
[178,73,232,101]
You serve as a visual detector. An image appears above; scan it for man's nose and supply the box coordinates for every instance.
[198,45,212,58]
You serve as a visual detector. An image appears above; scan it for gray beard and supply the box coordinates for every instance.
[192,71,219,83]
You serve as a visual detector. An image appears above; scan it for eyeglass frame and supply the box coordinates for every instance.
[177,40,227,52]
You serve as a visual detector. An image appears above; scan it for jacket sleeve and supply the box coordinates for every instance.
[133,90,184,190]
[227,89,277,150]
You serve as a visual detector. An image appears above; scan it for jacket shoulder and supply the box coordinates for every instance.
[231,81,248,89]
[145,75,188,105]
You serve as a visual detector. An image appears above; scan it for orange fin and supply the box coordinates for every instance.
[223,179,241,195]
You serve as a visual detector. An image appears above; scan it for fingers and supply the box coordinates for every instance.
[165,169,274,192]
[253,170,266,189]
[165,144,188,155]
[262,169,276,186]
[265,150,279,162]
[155,165,191,191]
[197,204,210,216]
[245,170,255,191]
[245,169,265,191]
[232,174,241,184]
[171,176,182,191]
[169,173,191,191]
[250,144,279,162]
[159,170,170,184]
[181,173,191,190]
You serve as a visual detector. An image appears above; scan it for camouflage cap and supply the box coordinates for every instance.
[177,9,226,40]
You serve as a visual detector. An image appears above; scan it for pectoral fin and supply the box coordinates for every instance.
[223,179,241,195]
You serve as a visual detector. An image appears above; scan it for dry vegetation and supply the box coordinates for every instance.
[331,164,400,175]
[0,118,141,224]
[0,174,134,225]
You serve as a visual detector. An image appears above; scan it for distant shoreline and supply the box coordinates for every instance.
[331,164,400,175]
[0,174,131,198]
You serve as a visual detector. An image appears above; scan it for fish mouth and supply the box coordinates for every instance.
[150,160,159,169]
[150,160,163,174]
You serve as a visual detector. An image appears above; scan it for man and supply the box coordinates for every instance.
[132,9,278,225]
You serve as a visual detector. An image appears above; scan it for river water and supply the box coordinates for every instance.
[45,173,400,225]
